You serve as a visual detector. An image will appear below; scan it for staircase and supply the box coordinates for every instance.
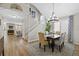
[28,23,40,42]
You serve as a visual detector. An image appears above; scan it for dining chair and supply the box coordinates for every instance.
[38,32,48,52]
[55,31,61,35]
[55,32,66,52]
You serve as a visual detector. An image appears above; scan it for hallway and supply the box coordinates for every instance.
[4,35,29,56]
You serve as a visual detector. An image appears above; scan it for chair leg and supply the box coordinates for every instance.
[61,42,64,49]
[2,49,4,56]
[59,45,61,52]
[51,40,55,52]
[39,43,41,48]
[44,45,46,52]
[48,40,51,48]
[62,42,64,47]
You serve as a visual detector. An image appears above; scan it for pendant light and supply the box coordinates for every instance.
[49,3,59,22]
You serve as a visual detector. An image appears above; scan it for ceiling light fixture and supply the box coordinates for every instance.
[49,3,59,22]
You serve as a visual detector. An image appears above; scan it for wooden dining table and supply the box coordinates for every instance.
[45,34,60,52]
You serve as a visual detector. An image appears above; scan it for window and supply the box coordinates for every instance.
[54,21,60,33]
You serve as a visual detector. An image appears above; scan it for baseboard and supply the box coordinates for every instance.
[28,40,38,43]
[73,41,79,45]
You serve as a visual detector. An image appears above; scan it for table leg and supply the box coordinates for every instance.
[51,40,55,52]
[47,39,51,48]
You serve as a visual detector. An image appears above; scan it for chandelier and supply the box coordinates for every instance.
[49,3,59,22]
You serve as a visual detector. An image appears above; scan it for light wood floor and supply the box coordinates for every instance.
[4,35,29,56]
[74,45,79,55]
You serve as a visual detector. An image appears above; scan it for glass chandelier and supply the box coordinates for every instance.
[49,3,59,22]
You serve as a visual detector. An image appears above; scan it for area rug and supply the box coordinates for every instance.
[26,42,74,56]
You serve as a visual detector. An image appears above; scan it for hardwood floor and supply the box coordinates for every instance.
[3,35,79,56]
[4,35,29,56]
[74,45,79,55]
[0,36,4,56]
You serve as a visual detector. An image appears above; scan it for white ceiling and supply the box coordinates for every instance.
[0,7,25,20]
[0,7,25,24]
[0,3,79,20]
[32,3,79,18]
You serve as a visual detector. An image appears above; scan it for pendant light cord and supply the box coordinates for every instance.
[53,3,54,14]
[52,3,55,17]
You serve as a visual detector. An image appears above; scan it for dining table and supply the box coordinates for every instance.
[45,34,60,52]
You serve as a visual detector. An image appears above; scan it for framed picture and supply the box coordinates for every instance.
[29,8,36,18]
[29,8,31,13]
[32,11,36,18]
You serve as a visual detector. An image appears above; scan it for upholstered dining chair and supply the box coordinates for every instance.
[55,31,61,35]
[55,32,66,52]
[38,32,48,52]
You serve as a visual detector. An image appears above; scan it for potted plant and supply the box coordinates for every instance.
[45,21,51,34]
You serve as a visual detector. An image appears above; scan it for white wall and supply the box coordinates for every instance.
[73,13,79,45]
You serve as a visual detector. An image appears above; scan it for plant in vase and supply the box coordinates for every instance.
[45,21,51,34]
